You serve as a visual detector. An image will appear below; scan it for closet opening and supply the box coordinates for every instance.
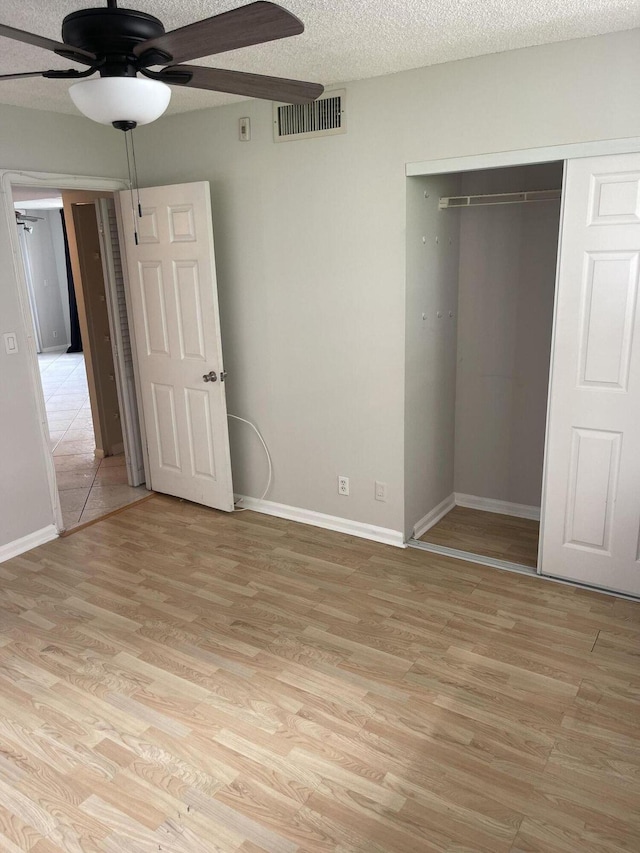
[13,184,149,532]
[405,160,564,572]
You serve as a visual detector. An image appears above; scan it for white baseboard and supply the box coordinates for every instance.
[41,345,68,353]
[236,495,405,548]
[413,493,456,539]
[454,493,541,520]
[0,524,58,564]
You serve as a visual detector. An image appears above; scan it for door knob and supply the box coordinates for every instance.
[203,371,217,382]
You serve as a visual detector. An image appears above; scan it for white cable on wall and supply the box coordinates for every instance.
[227,413,273,512]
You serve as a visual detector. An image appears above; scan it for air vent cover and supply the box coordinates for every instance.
[273,90,346,142]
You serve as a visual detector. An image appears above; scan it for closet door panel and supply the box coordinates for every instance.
[541,153,640,596]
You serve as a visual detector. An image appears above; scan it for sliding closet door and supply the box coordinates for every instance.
[540,152,640,596]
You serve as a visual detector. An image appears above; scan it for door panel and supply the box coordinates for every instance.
[564,427,621,551]
[579,252,638,388]
[140,262,170,355]
[541,153,640,595]
[174,261,206,360]
[119,182,234,511]
[184,387,217,479]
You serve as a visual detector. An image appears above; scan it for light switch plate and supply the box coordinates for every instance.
[3,332,18,354]
[239,117,251,141]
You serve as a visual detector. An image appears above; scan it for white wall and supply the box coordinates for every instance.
[3,29,640,552]
[134,28,640,538]
[0,104,124,549]
[454,165,562,508]
[18,208,69,351]
[138,99,409,531]
[50,210,72,346]
[405,174,460,538]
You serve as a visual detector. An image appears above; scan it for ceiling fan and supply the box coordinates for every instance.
[15,211,44,231]
[0,0,324,129]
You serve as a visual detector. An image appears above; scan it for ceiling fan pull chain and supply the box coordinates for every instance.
[130,127,143,219]
[123,130,139,245]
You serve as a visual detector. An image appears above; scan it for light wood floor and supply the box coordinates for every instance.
[419,506,540,567]
[0,494,639,852]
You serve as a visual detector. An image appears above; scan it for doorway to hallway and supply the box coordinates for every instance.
[38,351,149,529]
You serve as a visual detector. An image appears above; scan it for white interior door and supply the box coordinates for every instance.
[541,152,640,596]
[118,181,234,511]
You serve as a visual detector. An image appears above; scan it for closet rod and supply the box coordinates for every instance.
[439,188,561,210]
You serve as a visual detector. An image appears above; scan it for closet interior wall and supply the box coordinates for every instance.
[454,163,563,511]
[405,162,563,540]
[404,173,461,540]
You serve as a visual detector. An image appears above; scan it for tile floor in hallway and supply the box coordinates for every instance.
[38,351,150,530]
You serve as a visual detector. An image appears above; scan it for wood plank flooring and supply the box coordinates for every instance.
[419,506,540,567]
[0,494,638,852]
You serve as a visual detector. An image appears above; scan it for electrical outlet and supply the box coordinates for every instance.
[338,475,349,496]
[375,481,386,502]
[52,330,57,338]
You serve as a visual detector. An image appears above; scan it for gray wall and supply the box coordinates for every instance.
[0,104,125,548]
[405,174,460,538]
[2,29,640,550]
[134,27,640,538]
[19,208,70,351]
[454,165,562,507]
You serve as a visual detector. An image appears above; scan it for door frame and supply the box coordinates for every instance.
[406,136,640,178]
[1,169,140,533]
[404,135,640,580]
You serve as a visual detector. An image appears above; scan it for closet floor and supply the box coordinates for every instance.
[419,505,539,568]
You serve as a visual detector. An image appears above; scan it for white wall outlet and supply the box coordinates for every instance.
[239,117,251,141]
[375,481,387,502]
[52,330,58,338]
[338,475,349,496]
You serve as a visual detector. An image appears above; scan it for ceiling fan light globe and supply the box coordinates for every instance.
[68,76,171,126]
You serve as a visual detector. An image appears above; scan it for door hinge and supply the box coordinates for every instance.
[220,370,228,382]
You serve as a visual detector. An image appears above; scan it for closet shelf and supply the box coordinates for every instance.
[439,188,561,210]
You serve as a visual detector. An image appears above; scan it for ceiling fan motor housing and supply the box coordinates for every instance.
[61,8,170,75]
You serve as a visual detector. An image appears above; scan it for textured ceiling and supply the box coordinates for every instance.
[0,0,639,118]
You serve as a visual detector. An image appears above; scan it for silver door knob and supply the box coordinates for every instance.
[203,371,217,382]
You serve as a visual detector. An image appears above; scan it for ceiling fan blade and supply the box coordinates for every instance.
[0,68,97,82]
[0,23,96,65]
[0,70,46,81]
[16,213,44,222]
[161,64,323,104]
[134,2,304,65]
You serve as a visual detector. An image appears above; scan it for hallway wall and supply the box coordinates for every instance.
[19,208,70,351]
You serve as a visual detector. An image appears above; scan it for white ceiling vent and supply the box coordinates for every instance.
[273,89,346,142]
